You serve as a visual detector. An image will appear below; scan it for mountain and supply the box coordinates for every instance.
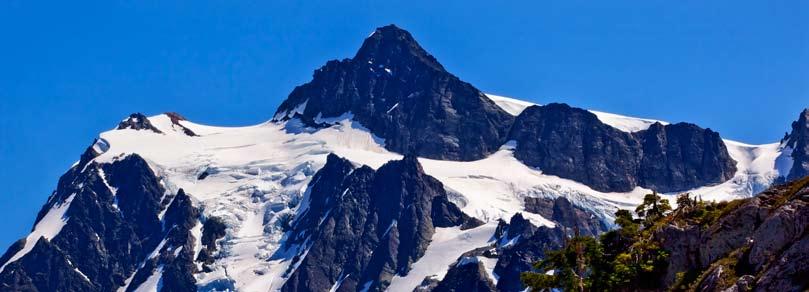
[0,152,199,292]
[278,154,480,292]
[273,25,514,161]
[0,25,804,291]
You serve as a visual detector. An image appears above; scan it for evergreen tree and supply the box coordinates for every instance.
[635,191,671,228]
[522,190,675,291]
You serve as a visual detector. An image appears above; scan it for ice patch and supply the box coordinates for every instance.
[386,103,399,114]
[478,256,499,284]
[173,246,183,257]
[329,272,351,292]
[387,223,497,292]
[382,220,397,238]
[75,267,92,283]
[133,265,163,292]
[92,138,111,154]
[190,221,203,270]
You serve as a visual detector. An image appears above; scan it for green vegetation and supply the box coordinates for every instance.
[667,193,745,227]
[521,192,748,292]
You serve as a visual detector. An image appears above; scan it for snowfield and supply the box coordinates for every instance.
[72,94,792,291]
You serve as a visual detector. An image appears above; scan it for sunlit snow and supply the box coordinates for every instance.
[65,93,793,291]
[0,192,76,273]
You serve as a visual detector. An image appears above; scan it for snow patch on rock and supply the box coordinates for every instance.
[0,192,76,273]
[387,223,498,292]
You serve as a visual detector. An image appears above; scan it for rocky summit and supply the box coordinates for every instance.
[273,24,514,161]
[0,24,805,292]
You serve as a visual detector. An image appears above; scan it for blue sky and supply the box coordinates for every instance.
[0,1,807,248]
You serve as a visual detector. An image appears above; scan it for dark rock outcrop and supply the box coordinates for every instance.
[431,257,497,292]
[509,103,737,193]
[277,154,478,292]
[509,104,642,192]
[524,196,609,237]
[0,152,201,292]
[117,113,163,134]
[491,213,566,292]
[637,122,738,192]
[196,216,227,271]
[273,25,514,161]
[785,109,809,181]
[76,138,110,168]
[164,112,198,136]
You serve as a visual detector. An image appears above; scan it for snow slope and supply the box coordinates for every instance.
[0,193,76,273]
[685,140,793,201]
[485,94,667,132]
[74,94,791,291]
[387,223,498,292]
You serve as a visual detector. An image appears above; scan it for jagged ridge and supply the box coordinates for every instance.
[278,154,480,292]
[509,103,737,193]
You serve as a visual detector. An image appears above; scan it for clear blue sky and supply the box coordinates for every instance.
[0,1,807,248]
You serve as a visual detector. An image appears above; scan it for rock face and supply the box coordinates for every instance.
[117,113,163,134]
[523,196,610,237]
[0,151,201,292]
[273,24,737,192]
[273,25,514,161]
[195,217,226,272]
[654,177,809,291]
[491,214,567,292]
[277,154,479,292]
[509,104,737,193]
[432,257,497,292]
[637,122,737,192]
[785,109,809,181]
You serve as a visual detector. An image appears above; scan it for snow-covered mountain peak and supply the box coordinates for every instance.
[2,24,806,292]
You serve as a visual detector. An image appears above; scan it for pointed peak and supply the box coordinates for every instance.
[377,154,426,176]
[368,24,409,38]
[785,108,809,148]
[355,24,444,72]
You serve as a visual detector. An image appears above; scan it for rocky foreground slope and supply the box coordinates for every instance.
[0,25,805,291]
[658,176,809,291]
